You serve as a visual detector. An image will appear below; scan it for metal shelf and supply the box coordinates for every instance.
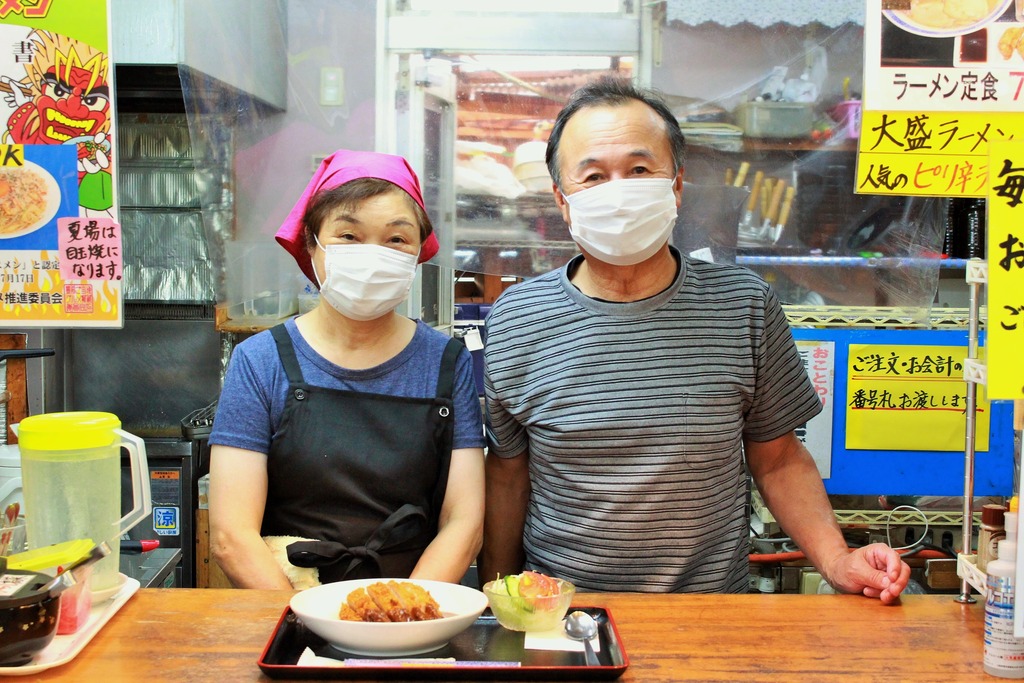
[457,239,577,250]
[753,491,982,527]
[781,305,972,328]
[737,255,968,268]
[957,553,986,595]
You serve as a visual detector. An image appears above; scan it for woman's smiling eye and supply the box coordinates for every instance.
[321,232,356,245]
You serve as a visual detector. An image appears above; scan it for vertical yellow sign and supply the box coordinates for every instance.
[987,141,1024,400]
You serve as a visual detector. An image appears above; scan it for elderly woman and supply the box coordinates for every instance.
[209,150,485,589]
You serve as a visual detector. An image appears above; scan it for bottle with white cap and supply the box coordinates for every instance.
[985,509,1024,678]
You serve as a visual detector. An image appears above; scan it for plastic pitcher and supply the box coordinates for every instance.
[16,412,151,595]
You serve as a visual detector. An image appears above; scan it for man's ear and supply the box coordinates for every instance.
[553,183,571,225]
[673,170,685,208]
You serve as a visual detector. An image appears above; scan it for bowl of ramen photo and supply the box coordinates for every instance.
[288,578,488,656]
[884,0,1013,38]
[0,161,61,240]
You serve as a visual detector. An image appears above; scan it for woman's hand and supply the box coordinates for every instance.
[410,447,485,583]
[209,445,294,589]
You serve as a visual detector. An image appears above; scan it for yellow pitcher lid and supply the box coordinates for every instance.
[17,411,121,451]
[5,538,95,573]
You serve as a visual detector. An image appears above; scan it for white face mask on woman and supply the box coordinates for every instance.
[562,177,678,266]
[314,240,419,321]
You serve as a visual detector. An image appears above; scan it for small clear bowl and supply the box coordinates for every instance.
[482,578,575,632]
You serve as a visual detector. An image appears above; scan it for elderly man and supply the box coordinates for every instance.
[481,78,909,602]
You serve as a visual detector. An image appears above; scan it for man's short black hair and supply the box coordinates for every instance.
[545,77,686,189]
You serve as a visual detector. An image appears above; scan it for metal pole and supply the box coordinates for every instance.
[956,268,981,604]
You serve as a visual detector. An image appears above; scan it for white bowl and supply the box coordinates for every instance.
[0,161,62,240]
[884,0,1012,38]
[289,578,488,657]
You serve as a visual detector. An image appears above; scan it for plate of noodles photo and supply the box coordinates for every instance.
[288,578,488,657]
[884,0,1013,38]
[0,160,61,240]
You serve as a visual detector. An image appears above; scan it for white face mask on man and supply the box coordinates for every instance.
[313,239,419,321]
[562,177,679,266]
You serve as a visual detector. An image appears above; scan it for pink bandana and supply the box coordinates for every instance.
[275,149,439,284]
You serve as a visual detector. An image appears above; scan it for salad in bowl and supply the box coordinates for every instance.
[482,571,575,632]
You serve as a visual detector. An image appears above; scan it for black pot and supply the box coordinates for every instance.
[0,570,63,666]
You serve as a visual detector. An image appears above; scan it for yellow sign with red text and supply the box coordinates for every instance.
[861,2,1024,198]
[857,111,1020,198]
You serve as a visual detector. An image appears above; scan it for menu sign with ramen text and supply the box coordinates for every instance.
[0,0,118,327]
[860,0,1023,198]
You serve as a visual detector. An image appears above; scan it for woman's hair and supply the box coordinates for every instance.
[301,177,434,251]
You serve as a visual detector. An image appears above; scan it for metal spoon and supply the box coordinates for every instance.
[564,610,599,666]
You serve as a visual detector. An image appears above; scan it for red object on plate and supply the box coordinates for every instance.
[56,568,93,635]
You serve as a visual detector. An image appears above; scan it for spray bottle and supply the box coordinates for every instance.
[985,500,1024,678]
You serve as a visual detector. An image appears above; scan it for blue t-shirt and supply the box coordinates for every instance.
[210,318,485,454]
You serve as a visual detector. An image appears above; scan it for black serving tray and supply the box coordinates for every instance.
[258,607,628,680]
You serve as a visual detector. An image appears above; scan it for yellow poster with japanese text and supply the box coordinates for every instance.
[861,1,1024,198]
[846,344,990,451]
[0,0,120,328]
[857,111,1019,198]
[987,140,1024,400]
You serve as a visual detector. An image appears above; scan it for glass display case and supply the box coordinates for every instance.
[387,2,963,324]
[655,15,956,319]
[178,1,967,326]
[378,1,650,307]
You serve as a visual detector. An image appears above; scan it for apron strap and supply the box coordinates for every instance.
[285,504,428,580]
[436,337,462,399]
[270,324,305,384]
[429,338,461,533]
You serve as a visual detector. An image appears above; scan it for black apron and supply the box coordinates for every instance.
[262,324,460,583]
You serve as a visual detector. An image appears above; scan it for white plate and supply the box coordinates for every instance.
[885,0,1012,38]
[954,20,1024,66]
[0,161,62,240]
[289,578,488,657]
[89,571,127,604]
[0,573,139,676]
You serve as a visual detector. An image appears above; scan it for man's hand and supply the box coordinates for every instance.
[824,543,911,604]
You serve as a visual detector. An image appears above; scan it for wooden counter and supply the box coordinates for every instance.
[29,589,987,682]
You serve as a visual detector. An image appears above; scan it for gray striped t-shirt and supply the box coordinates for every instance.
[483,249,822,593]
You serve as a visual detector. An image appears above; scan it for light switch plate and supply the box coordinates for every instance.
[319,67,344,106]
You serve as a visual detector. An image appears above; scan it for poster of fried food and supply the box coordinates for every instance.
[0,0,120,328]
